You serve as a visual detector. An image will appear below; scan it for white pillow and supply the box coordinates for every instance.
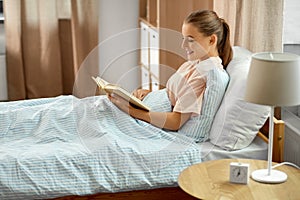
[179,67,229,142]
[209,46,270,150]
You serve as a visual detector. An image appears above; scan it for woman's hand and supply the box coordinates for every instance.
[108,93,134,115]
[108,93,191,131]
[132,89,151,100]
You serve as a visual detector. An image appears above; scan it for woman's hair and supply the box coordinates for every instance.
[185,10,233,69]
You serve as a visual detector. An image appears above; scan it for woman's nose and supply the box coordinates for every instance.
[181,39,188,49]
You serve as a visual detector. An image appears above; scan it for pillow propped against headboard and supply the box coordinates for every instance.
[179,67,229,143]
[209,46,270,150]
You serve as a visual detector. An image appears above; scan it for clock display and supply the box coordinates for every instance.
[229,162,250,184]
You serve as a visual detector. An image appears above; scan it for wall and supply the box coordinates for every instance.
[283,0,300,54]
[282,0,300,166]
[282,107,300,166]
[283,0,300,55]
[283,0,300,45]
[0,0,7,101]
[98,0,140,92]
[0,21,7,101]
[0,54,6,101]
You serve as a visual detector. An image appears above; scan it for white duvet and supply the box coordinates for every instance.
[0,93,202,199]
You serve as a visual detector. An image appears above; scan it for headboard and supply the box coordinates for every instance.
[258,117,285,163]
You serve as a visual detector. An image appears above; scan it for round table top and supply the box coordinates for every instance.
[178,159,300,200]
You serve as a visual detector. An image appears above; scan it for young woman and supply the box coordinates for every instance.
[109,10,233,132]
[0,10,232,143]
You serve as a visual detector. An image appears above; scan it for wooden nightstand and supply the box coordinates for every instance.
[178,159,300,200]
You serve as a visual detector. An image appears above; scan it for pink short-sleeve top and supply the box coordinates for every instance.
[166,56,223,115]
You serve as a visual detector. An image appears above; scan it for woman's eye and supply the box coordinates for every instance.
[182,37,194,43]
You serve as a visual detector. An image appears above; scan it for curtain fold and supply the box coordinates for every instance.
[214,0,284,52]
[71,0,100,98]
[4,0,99,100]
[4,0,26,100]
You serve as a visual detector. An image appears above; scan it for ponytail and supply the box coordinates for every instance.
[218,20,233,69]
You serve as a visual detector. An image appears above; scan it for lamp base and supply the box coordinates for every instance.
[251,169,287,183]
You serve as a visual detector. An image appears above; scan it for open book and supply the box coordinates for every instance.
[92,76,151,111]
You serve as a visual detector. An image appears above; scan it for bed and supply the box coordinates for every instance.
[51,118,284,200]
[0,47,285,200]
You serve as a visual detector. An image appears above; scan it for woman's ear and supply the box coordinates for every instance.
[209,34,218,46]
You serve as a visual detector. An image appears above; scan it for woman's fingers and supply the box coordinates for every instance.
[132,89,150,100]
[108,93,130,114]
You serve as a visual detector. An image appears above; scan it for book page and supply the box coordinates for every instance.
[92,76,151,111]
[92,77,109,88]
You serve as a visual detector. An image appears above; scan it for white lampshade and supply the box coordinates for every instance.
[245,52,300,106]
[244,52,300,184]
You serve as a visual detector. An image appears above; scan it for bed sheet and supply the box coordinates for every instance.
[200,136,268,162]
[0,95,202,199]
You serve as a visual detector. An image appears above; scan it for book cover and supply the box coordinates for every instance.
[92,76,151,111]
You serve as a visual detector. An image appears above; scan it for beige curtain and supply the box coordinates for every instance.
[71,0,100,98]
[214,0,284,52]
[4,0,99,100]
[213,0,284,119]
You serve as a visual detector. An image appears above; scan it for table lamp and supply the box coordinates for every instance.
[244,52,300,183]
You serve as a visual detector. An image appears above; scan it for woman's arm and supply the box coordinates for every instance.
[135,110,191,131]
[108,94,191,131]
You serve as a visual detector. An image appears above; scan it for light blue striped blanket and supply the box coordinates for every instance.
[0,90,202,199]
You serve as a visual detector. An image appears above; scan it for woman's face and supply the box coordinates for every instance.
[181,23,213,61]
